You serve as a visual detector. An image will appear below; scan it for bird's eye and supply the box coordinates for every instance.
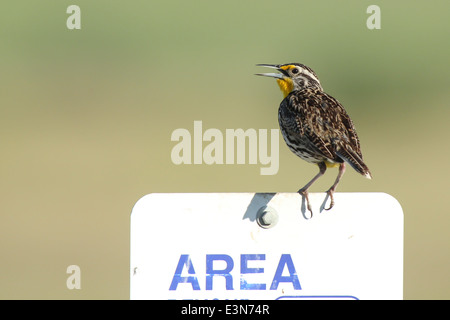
[291,68,299,74]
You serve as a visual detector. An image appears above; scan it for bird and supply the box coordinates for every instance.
[256,63,372,214]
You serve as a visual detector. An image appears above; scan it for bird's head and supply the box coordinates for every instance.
[255,63,323,97]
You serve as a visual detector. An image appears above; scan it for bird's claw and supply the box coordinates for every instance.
[325,189,335,210]
[298,189,313,217]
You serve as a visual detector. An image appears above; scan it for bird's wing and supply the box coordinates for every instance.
[317,93,370,176]
[281,89,371,176]
[320,94,363,155]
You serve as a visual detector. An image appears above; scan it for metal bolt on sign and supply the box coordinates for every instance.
[256,206,279,229]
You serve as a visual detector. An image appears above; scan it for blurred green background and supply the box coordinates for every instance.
[0,0,449,299]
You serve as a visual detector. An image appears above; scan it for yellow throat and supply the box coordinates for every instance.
[276,65,295,98]
[276,78,294,98]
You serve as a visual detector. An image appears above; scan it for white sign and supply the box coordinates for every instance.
[130,193,403,300]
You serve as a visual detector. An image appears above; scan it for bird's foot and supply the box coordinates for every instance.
[298,188,313,216]
[325,188,335,210]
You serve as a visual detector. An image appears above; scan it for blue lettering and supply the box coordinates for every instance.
[169,253,302,292]
[270,254,301,290]
[169,254,200,290]
[240,254,266,290]
[206,254,234,290]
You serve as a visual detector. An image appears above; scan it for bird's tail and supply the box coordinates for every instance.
[337,148,372,179]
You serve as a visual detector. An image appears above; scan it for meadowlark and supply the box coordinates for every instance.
[256,63,372,214]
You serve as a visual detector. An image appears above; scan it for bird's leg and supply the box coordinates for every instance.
[325,162,346,210]
[298,162,327,215]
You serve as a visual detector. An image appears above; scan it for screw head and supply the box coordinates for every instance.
[256,206,279,229]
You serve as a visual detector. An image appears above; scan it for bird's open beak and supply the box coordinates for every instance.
[255,64,288,79]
